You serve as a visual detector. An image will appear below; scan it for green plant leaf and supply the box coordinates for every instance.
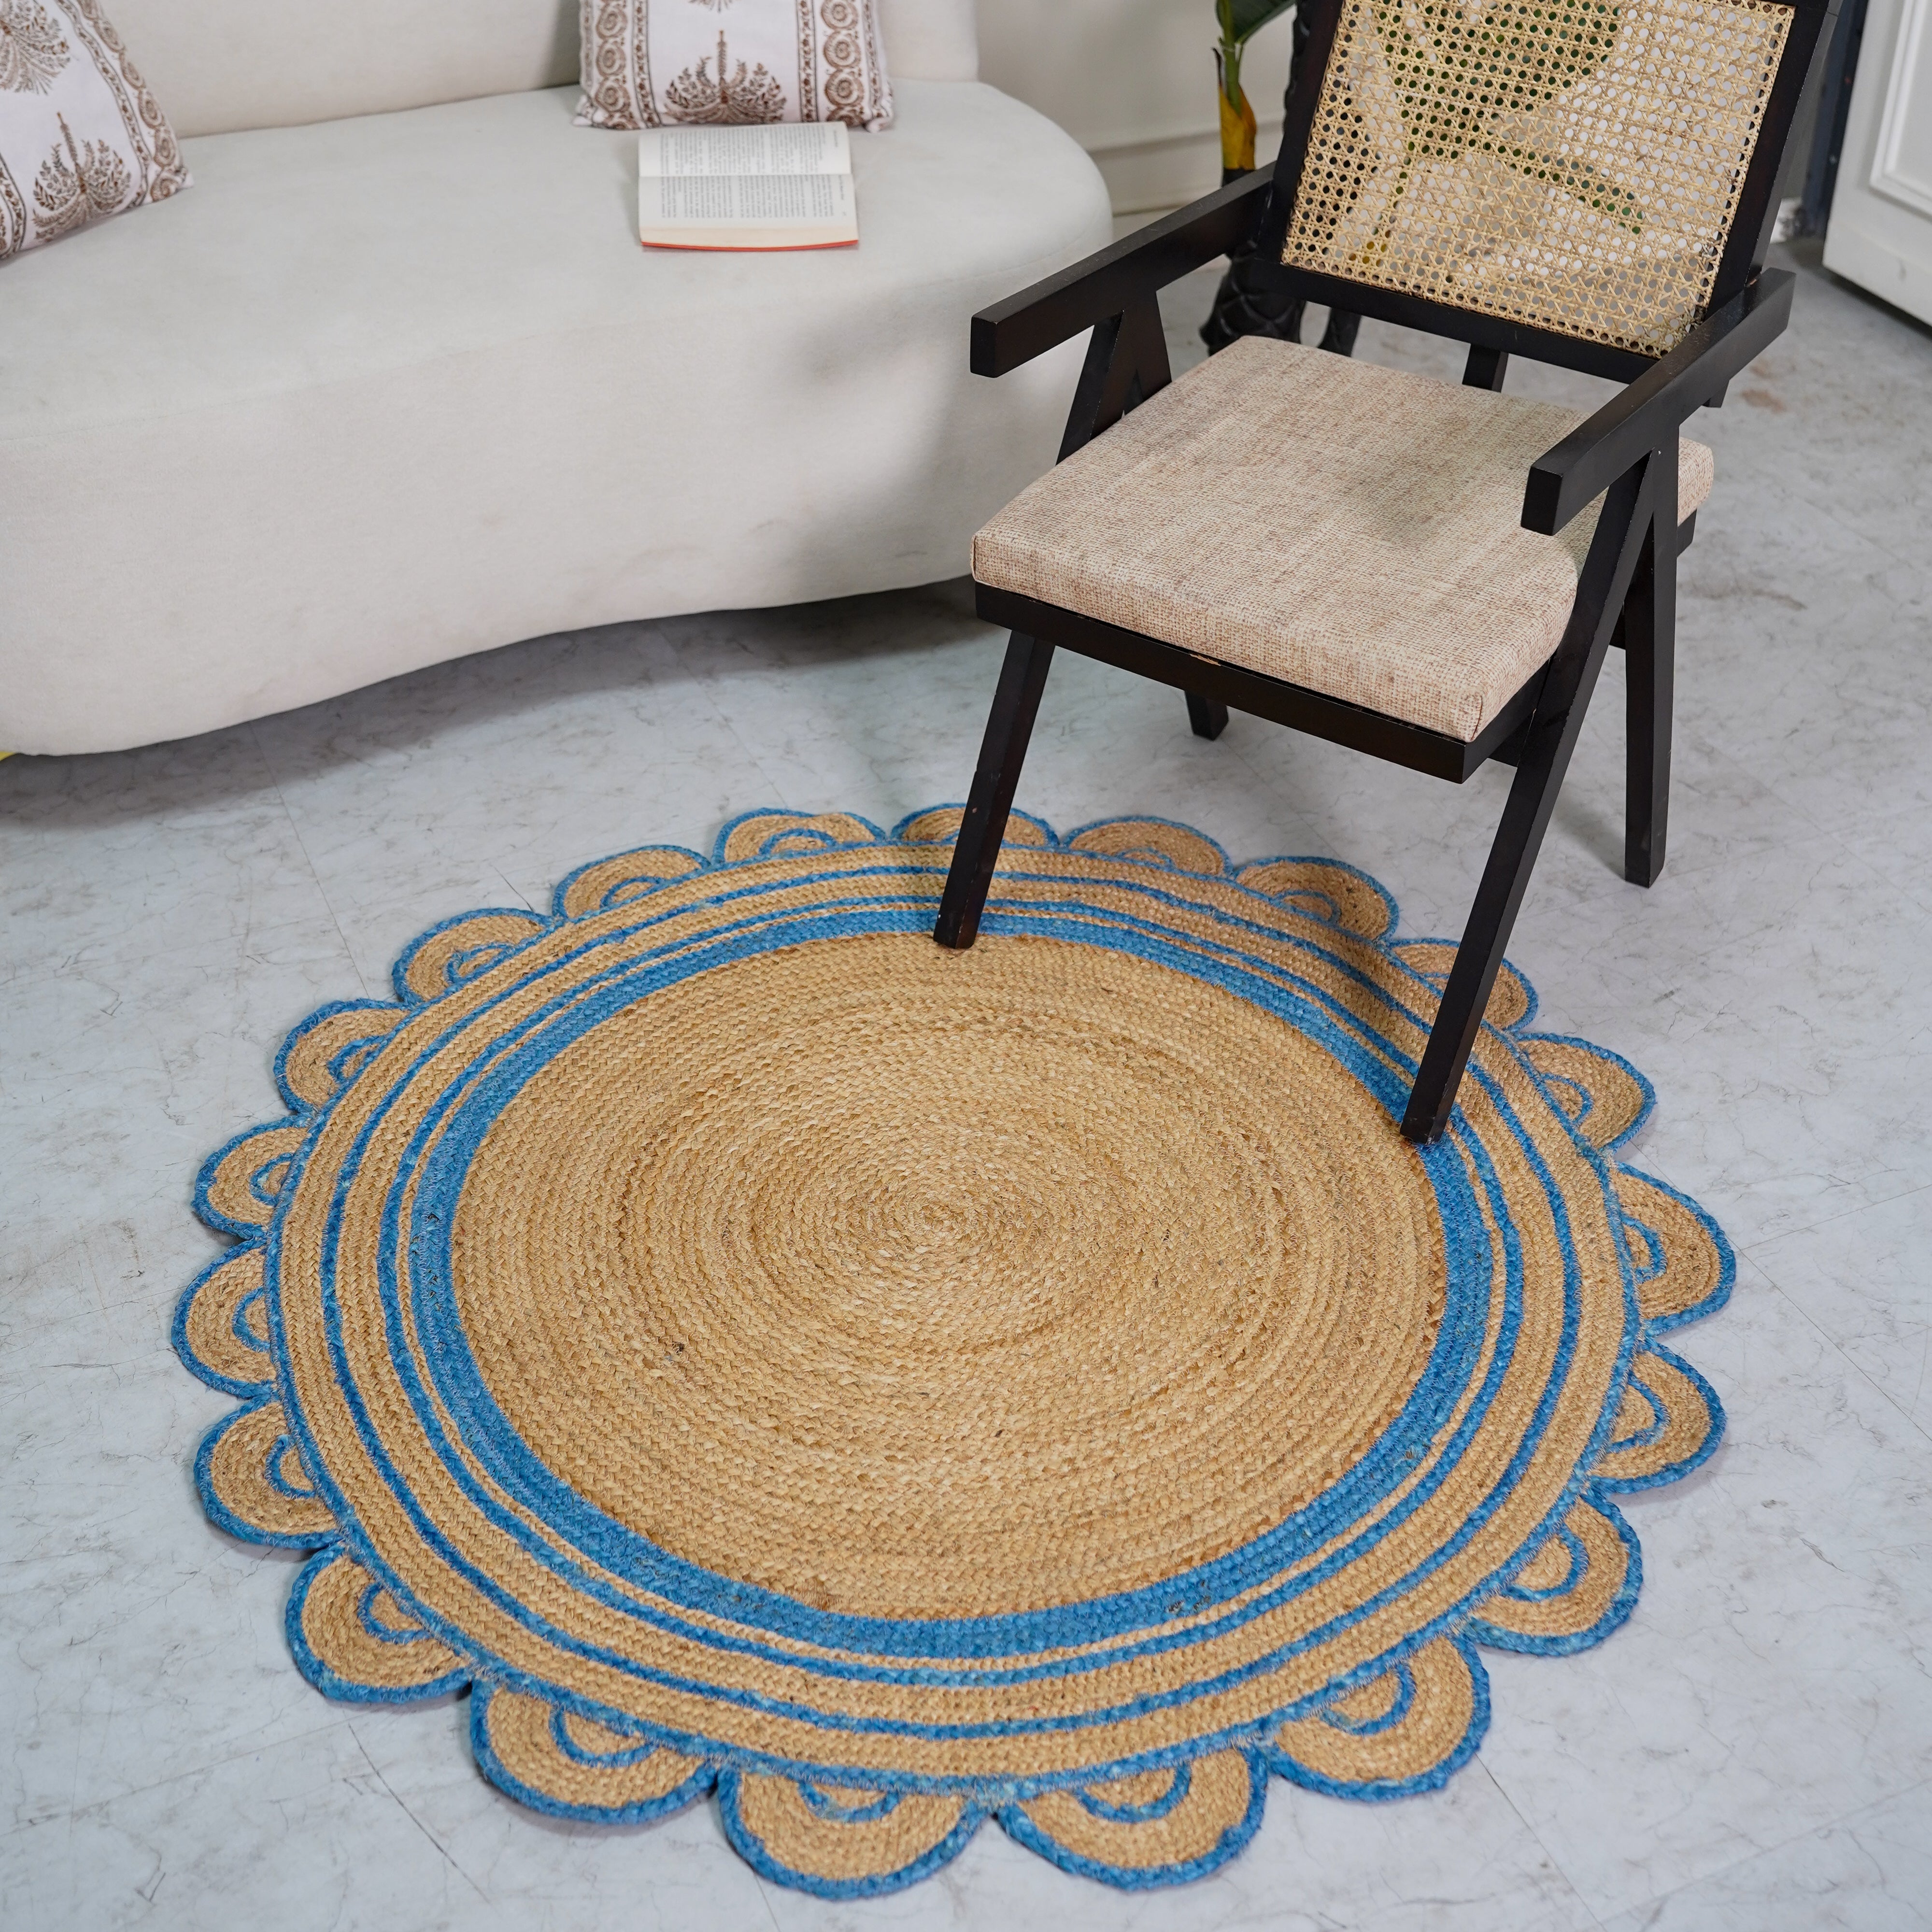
[1351,0,1646,259]
[1490,145,1645,234]
[1218,0,1297,51]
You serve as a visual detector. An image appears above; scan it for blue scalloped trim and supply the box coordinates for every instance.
[170,1245,275,1398]
[1594,1347,1727,1493]
[1060,811,1236,875]
[998,1750,1266,1888]
[1610,1370,1670,1452]
[549,1710,668,1769]
[1318,1660,1418,1735]
[273,999,405,1116]
[193,1399,335,1551]
[469,1683,718,1825]
[234,1284,269,1349]
[1465,1498,1643,1656]
[708,809,888,867]
[549,847,707,921]
[796,1780,904,1824]
[357,1579,425,1645]
[890,804,1059,849]
[1620,1166,1737,1337]
[1495,1524,1589,1603]
[1265,1637,1491,1800]
[1619,1205,1669,1296]
[390,908,553,1008]
[1246,852,1403,943]
[263,1431,320,1501]
[284,1551,470,1705]
[1389,937,1542,1033]
[716,1769,985,1898]
[1075,1762,1193,1823]
[1519,1032,1657,1150]
[370,1634,1304,1805]
[191,1122,303,1239]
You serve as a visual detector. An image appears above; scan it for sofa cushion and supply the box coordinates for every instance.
[0,0,188,257]
[0,80,1112,753]
[579,0,895,132]
[103,0,973,139]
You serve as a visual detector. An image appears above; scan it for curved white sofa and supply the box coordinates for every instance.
[0,0,1112,755]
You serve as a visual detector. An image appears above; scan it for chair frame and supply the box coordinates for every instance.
[936,0,1836,1144]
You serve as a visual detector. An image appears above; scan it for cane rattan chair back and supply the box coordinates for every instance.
[1263,0,1831,372]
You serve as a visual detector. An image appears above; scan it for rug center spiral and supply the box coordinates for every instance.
[448,931,1447,1620]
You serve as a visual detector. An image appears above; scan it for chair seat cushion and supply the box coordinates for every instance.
[972,336,1714,742]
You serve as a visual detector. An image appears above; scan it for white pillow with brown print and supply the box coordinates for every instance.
[0,0,187,261]
[579,0,893,133]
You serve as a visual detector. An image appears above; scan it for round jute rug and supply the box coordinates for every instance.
[176,808,1731,1896]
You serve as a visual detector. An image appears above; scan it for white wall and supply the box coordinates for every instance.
[975,0,1296,213]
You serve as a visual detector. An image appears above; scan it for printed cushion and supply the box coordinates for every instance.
[0,0,186,260]
[579,0,893,132]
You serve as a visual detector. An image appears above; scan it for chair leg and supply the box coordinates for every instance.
[1401,642,1616,1145]
[1318,309,1361,355]
[1623,511,1676,887]
[935,632,1056,951]
[1185,692,1229,740]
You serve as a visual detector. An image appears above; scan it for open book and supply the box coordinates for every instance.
[638,123,858,252]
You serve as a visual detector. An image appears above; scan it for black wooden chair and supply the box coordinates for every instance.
[935,0,1836,1144]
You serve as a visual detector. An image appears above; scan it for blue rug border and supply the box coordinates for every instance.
[173,805,1736,1892]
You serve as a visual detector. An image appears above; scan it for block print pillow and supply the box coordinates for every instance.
[579,0,893,133]
[0,0,187,261]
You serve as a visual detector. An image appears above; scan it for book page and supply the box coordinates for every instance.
[636,122,857,249]
[638,123,850,179]
[647,173,855,227]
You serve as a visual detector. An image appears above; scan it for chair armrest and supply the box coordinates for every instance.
[971,172,1275,379]
[1522,271,1794,534]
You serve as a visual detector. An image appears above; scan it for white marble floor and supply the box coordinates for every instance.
[3,244,1930,1932]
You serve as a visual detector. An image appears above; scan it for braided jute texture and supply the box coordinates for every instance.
[177,807,1734,1896]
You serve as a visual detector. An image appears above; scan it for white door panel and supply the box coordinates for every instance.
[1825,0,1932,323]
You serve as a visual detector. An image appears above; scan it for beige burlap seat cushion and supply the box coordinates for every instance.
[973,336,1714,742]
